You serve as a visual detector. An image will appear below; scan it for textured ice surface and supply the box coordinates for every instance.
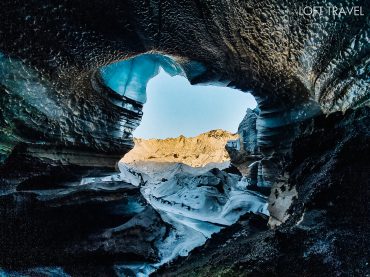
[114,161,268,273]
[0,51,142,167]
[80,161,268,275]
[100,55,160,103]
[141,170,268,225]
[1,0,369,181]
[0,52,62,119]
[116,161,268,225]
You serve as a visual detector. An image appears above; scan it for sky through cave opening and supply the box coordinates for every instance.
[133,69,257,139]
[100,53,257,140]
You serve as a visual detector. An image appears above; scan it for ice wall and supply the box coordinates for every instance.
[100,55,160,103]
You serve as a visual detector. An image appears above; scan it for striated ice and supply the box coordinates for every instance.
[99,54,207,104]
[100,54,160,103]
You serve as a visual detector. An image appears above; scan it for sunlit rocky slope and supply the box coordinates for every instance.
[122,130,238,167]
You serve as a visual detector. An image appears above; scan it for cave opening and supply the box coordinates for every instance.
[100,53,257,139]
[92,54,269,274]
[99,53,257,166]
[133,69,256,139]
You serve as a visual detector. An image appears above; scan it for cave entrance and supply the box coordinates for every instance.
[100,53,257,167]
[100,53,256,140]
[134,69,256,139]
[89,55,268,274]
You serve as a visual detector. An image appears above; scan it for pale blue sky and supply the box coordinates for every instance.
[133,70,257,139]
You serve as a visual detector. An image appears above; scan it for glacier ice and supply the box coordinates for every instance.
[100,55,160,103]
[99,54,206,104]
[119,161,267,266]
[0,52,63,119]
[115,162,269,226]
[80,161,268,275]
[141,168,268,225]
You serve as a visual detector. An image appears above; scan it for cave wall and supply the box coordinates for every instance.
[0,0,369,187]
[155,106,370,277]
[0,1,369,274]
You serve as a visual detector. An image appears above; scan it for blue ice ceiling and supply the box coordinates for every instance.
[99,54,206,103]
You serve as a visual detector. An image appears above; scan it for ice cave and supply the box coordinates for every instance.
[0,0,369,276]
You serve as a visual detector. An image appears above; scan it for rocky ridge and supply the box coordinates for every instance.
[122,129,238,168]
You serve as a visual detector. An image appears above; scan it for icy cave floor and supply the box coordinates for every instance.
[0,160,268,277]
[84,161,269,276]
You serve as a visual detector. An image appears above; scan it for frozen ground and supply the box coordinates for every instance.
[80,161,268,275]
